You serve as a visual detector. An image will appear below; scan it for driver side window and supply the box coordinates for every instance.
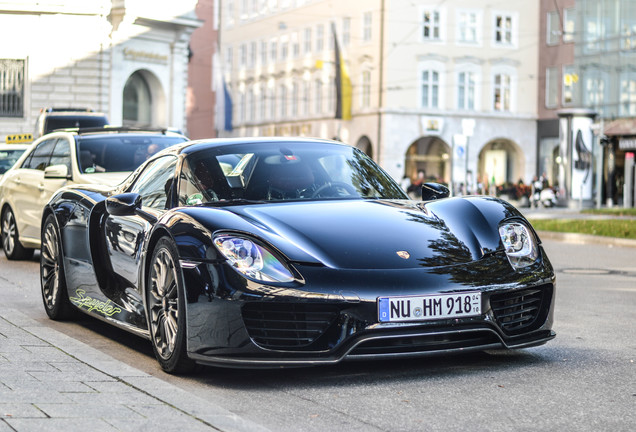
[129,156,178,210]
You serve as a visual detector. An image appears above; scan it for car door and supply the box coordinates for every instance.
[9,138,70,241]
[104,155,178,288]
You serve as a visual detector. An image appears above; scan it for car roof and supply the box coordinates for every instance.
[44,126,186,138]
[177,137,348,156]
[0,144,30,151]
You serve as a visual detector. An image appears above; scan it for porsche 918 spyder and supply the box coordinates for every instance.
[40,137,555,373]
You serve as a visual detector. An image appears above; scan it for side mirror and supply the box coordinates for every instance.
[44,164,70,179]
[421,182,450,201]
[106,193,141,216]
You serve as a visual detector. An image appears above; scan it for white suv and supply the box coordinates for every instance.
[0,127,187,259]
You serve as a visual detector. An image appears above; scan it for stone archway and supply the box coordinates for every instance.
[122,69,166,128]
[355,135,373,159]
[404,136,451,184]
[477,138,525,188]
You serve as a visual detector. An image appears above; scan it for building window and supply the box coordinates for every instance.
[562,65,577,105]
[494,14,513,45]
[545,67,558,109]
[239,90,246,123]
[268,85,276,120]
[247,85,255,122]
[304,28,312,54]
[0,59,25,117]
[302,81,310,116]
[457,11,479,44]
[280,37,289,61]
[457,70,476,110]
[123,71,152,126]
[342,17,351,47]
[259,83,266,120]
[270,39,278,63]
[260,40,267,65]
[248,41,256,68]
[315,79,323,114]
[583,68,607,110]
[620,7,636,51]
[547,11,560,46]
[291,82,298,116]
[422,9,441,40]
[363,11,372,42]
[563,7,575,43]
[493,73,511,111]
[225,46,234,72]
[239,43,247,68]
[316,24,324,52]
[620,71,636,116]
[291,33,300,58]
[421,70,440,109]
[361,70,371,108]
[279,83,287,118]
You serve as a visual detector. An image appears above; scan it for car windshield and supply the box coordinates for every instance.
[46,116,107,133]
[179,141,408,205]
[0,149,27,174]
[76,135,186,173]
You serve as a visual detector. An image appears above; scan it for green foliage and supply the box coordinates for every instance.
[528,219,636,240]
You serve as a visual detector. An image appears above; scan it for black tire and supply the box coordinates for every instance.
[40,214,75,320]
[2,207,34,260]
[146,237,195,374]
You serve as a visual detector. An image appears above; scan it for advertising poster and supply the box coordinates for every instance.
[570,116,593,200]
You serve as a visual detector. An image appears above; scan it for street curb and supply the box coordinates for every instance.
[2,307,272,432]
[536,230,636,248]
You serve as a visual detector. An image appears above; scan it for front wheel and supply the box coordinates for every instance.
[40,214,75,320]
[2,208,34,260]
[146,237,195,374]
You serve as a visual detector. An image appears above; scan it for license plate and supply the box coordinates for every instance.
[378,292,481,323]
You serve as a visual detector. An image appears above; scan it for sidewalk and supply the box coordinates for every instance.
[0,307,271,432]
[519,205,636,248]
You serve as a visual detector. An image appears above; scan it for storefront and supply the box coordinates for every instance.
[603,119,636,208]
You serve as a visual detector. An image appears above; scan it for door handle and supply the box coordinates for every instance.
[38,183,45,191]
[13,178,21,185]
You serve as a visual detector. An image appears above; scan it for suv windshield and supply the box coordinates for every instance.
[179,142,408,205]
[76,135,186,173]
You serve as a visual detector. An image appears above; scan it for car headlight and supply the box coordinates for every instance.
[498,222,539,269]
[213,234,294,283]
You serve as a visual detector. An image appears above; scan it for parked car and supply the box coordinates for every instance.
[35,107,109,138]
[0,134,32,178]
[40,137,556,374]
[0,127,188,259]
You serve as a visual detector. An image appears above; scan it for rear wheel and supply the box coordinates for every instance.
[40,214,75,320]
[146,237,195,374]
[2,208,34,260]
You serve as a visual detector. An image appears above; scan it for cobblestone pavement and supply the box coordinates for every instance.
[0,308,270,432]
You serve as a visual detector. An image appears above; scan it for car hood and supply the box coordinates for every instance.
[76,172,130,187]
[211,198,511,270]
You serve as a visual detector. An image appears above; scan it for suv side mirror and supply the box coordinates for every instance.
[421,182,450,201]
[44,164,70,179]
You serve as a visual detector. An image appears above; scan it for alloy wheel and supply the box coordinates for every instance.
[41,221,61,310]
[148,247,180,360]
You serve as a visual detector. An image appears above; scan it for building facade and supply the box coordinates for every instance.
[0,0,200,138]
[218,0,540,192]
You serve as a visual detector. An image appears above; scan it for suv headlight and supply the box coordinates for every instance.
[213,234,294,283]
[498,222,539,270]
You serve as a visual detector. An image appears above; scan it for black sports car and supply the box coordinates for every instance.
[41,137,555,373]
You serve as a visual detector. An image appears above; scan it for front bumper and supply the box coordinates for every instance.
[182,249,556,368]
